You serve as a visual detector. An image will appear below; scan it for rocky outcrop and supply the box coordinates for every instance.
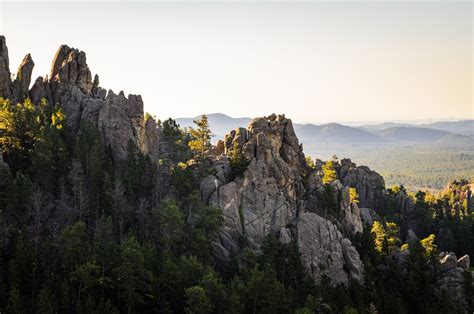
[29,76,51,104]
[359,207,380,226]
[437,252,472,311]
[98,91,145,160]
[140,116,160,164]
[457,255,470,270]
[0,37,160,164]
[339,158,386,210]
[297,212,362,284]
[333,181,363,235]
[0,36,11,99]
[202,114,363,285]
[11,54,34,102]
[210,114,308,253]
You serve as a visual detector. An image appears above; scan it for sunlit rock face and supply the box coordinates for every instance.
[201,114,363,285]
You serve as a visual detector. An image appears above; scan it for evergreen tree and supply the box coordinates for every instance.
[188,115,212,157]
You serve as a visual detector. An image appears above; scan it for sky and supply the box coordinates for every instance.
[0,0,472,123]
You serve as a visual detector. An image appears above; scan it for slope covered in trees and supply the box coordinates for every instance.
[0,37,472,313]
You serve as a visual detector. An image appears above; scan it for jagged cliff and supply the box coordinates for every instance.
[200,114,363,285]
[0,36,158,162]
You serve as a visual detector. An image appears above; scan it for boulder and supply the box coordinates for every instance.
[457,255,470,270]
[440,252,458,272]
[405,229,419,246]
[359,207,379,226]
[297,212,362,285]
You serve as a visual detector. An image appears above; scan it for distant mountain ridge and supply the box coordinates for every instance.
[176,113,473,145]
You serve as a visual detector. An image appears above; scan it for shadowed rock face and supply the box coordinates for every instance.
[437,252,471,311]
[0,36,11,99]
[202,114,364,285]
[11,54,34,102]
[0,37,159,163]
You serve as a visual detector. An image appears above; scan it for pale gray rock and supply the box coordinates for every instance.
[359,207,379,226]
[201,175,224,204]
[201,115,363,286]
[457,255,470,270]
[98,91,144,161]
[140,116,160,164]
[278,227,292,244]
[297,212,362,285]
[437,252,471,311]
[405,229,419,246]
[339,158,386,209]
[338,185,363,235]
[440,252,458,272]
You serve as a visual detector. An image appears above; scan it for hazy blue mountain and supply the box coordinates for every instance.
[360,122,413,132]
[176,114,472,146]
[294,123,385,144]
[420,120,474,136]
[376,126,470,143]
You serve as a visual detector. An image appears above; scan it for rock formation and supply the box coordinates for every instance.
[0,36,11,99]
[201,114,363,285]
[11,53,34,102]
[0,37,159,163]
[437,252,472,311]
[338,158,386,210]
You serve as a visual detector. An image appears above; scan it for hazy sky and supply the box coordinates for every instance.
[1,1,472,123]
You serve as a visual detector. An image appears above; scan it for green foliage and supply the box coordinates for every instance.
[0,98,67,184]
[124,140,155,204]
[322,160,337,184]
[420,234,438,258]
[152,199,185,253]
[371,221,401,254]
[184,286,212,314]
[320,184,339,217]
[229,140,250,180]
[115,236,153,312]
[188,114,212,157]
[0,95,472,313]
[305,156,316,170]
[311,144,474,191]
[349,187,359,203]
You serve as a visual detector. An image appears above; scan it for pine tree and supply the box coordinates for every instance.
[322,160,337,184]
[188,115,212,157]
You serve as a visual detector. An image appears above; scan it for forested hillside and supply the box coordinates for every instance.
[0,37,473,313]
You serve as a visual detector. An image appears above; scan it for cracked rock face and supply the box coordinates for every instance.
[297,212,362,284]
[437,252,472,311]
[202,114,363,285]
[339,158,386,210]
[12,54,34,103]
